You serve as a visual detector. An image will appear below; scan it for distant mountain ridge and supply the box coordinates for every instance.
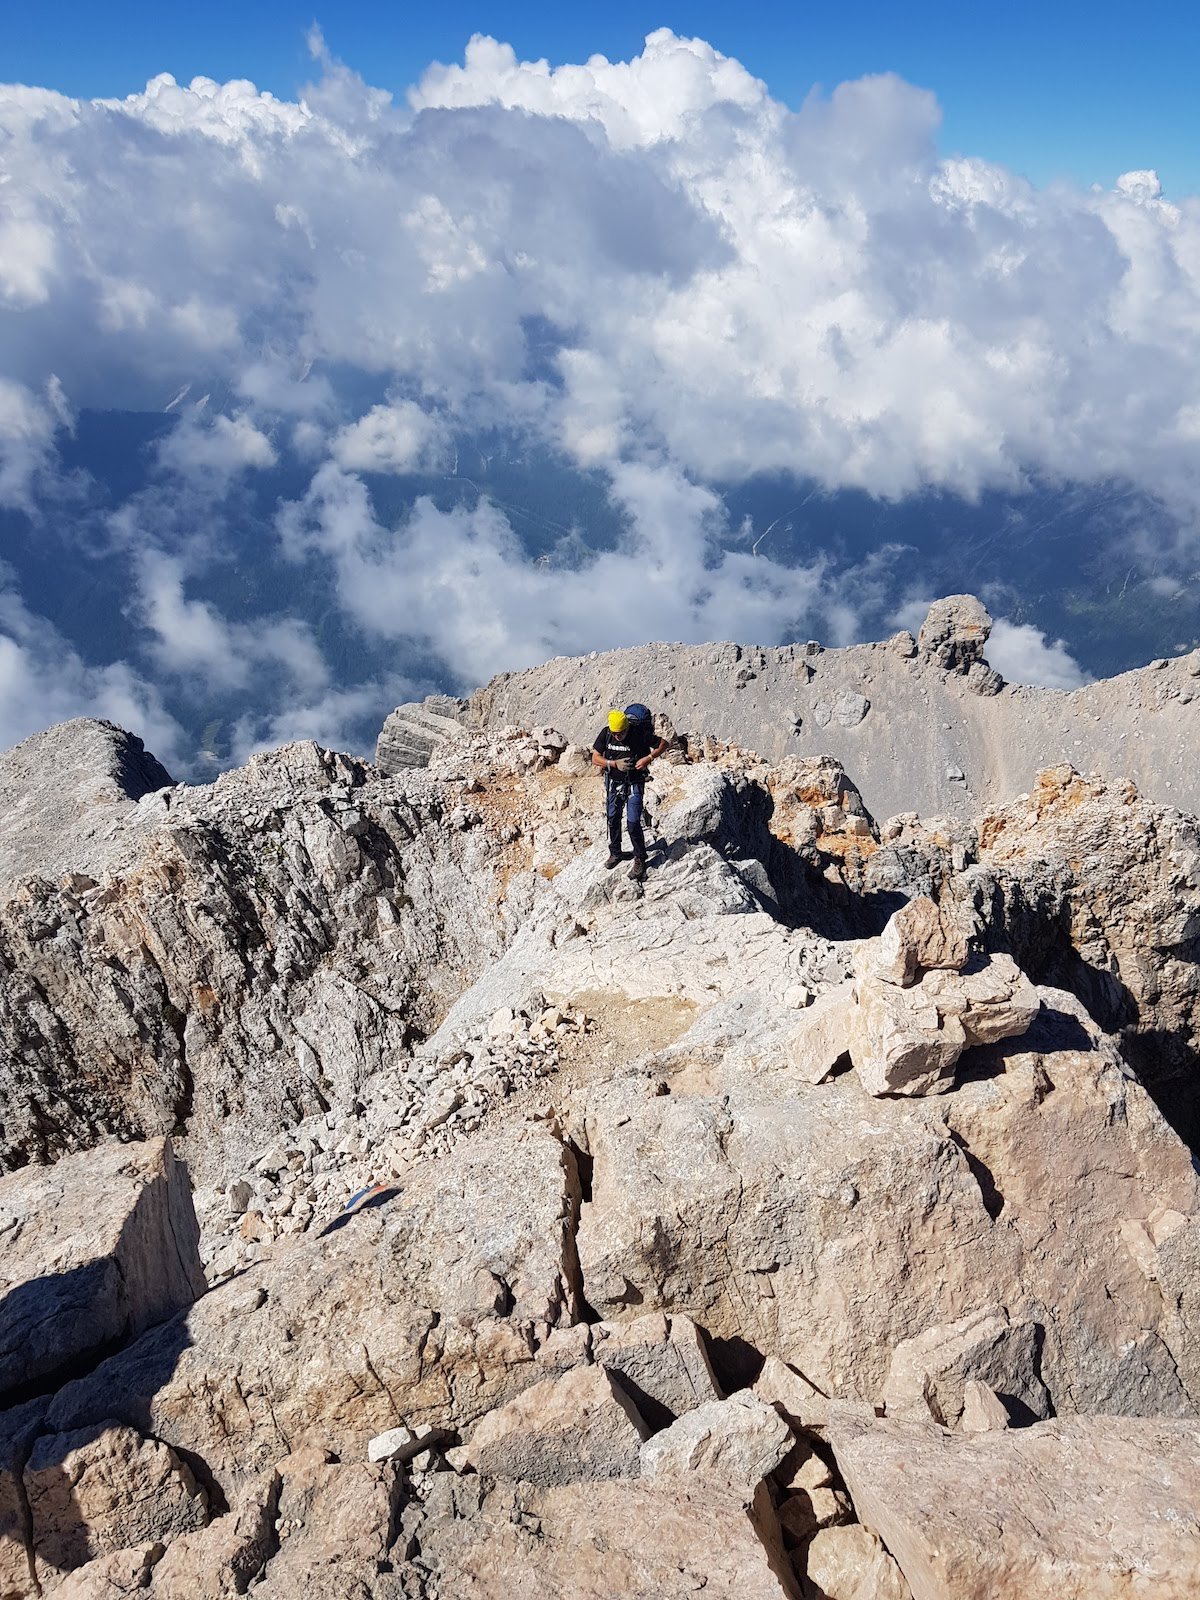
[380,595,1200,823]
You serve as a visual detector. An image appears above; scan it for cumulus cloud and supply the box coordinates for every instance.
[226,679,418,768]
[133,551,328,693]
[331,401,449,474]
[0,31,1196,756]
[4,33,1199,510]
[0,376,70,508]
[277,458,844,686]
[0,580,184,764]
[983,618,1090,691]
[156,407,278,477]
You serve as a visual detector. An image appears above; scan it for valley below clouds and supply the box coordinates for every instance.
[1,28,1197,771]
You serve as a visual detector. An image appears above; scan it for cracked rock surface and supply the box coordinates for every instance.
[1,647,1199,1597]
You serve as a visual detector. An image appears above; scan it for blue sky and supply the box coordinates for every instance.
[6,0,1200,195]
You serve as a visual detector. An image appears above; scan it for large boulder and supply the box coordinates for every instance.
[574,1023,1200,1414]
[374,695,468,772]
[848,952,1041,1097]
[915,596,993,674]
[458,1364,649,1484]
[41,1125,584,1499]
[640,1392,793,1495]
[590,1312,723,1426]
[0,1138,205,1405]
[26,1422,207,1589]
[415,1474,801,1599]
[828,1410,1200,1600]
[799,1525,913,1600]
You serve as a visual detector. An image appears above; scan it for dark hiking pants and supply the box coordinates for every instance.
[606,779,646,859]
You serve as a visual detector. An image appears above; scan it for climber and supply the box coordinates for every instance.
[591,705,669,880]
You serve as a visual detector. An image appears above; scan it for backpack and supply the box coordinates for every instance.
[624,703,652,728]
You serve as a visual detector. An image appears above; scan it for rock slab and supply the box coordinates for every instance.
[0,1137,205,1404]
[829,1411,1200,1600]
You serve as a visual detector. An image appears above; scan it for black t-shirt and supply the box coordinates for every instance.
[593,721,655,770]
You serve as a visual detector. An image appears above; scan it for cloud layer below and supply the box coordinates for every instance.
[1,29,1196,765]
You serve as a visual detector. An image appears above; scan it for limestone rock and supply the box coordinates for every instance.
[959,1379,1010,1433]
[43,1125,584,1498]
[557,742,593,776]
[240,1450,400,1599]
[374,694,467,771]
[0,719,174,887]
[870,897,971,988]
[0,739,523,1181]
[0,1137,205,1404]
[365,1424,442,1464]
[146,1467,280,1600]
[463,619,1200,823]
[590,1312,724,1426]
[575,1040,1200,1415]
[783,986,855,1085]
[26,1422,207,1586]
[51,1543,165,1599]
[753,1357,831,1433]
[828,1410,1200,1600]
[812,693,871,730]
[460,1364,650,1484]
[418,1474,800,1599]
[800,1525,914,1600]
[916,596,993,673]
[882,1305,1049,1427]
[848,954,1040,1096]
[1158,1214,1200,1399]
[640,1392,794,1495]
[777,1485,851,1541]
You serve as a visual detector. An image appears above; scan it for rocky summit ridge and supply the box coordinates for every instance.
[0,597,1199,1598]
[379,594,1200,822]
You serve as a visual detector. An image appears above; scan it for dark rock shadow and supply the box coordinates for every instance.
[0,1225,199,1587]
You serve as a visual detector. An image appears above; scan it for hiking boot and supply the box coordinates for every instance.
[605,852,622,869]
[629,856,646,881]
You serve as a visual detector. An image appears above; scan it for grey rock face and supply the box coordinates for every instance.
[916,595,993,673]
[0,1137,204,1405]
[0,719,174,886]
[828,1410,1200,1600]
[454,597,1200,820]
[1,692,1199,1598]
[0,739,522,1181]
[374,695,467,772]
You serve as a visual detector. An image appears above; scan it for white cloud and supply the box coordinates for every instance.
[226,679,418,767]
[2,34,1197,514]
[156,408,278,477]
[331,401,449,474]
[1,33,1198,758]
[0,377,68,508]
[133,551,329,693]
[0,582,184,766]
[278,458,842,686]
[984,618,1090,690]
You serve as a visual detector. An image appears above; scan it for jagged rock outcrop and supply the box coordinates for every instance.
[0,720,174,886]
[915,594,993,675]
[0,740,550,1181]
[868,763,1200,1141]
[375,695,468,772]
[460,600,1200,820]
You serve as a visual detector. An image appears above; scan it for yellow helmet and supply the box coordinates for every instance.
[607,709,628,733]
